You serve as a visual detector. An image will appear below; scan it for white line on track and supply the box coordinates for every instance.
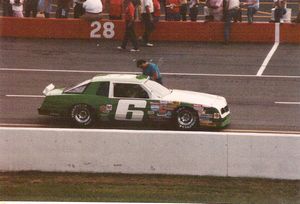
[256,42,279,76]
[1,68,300,79]
[5,95,44,98]
[0,123,47,127]
[275,102,300,105]
[256,23,280,76]
[224,128,300,135]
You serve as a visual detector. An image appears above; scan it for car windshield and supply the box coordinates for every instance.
[144,80,171,98]
[64,79,91,93]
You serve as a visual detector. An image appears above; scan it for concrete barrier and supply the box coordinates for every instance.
[0,127,299,180]
[1,17,299,43]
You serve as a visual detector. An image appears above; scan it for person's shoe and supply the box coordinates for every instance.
[130,48,140,52]
[145,43,154,47]
[117,46,126,50]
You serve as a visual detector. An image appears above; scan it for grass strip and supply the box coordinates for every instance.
[0,171,299,203]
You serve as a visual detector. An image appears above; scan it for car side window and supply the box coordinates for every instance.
[96,82,110,97]
[114,83,149,99]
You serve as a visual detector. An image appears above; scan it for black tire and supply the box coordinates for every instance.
[70,104,95,127]
[175,107,199,130]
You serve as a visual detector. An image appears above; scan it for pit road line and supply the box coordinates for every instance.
[5,95,45,98]
[1,68,300,79]
[256,23,280,76]
[275,102,300,105]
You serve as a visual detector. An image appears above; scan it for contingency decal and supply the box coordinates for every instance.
[148,101,181,121]
[99,104,113,113]
[193,104,214,123]
[99,104,113,121]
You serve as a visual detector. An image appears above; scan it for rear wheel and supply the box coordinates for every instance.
[70,104,95,127]
[175,107,199,130]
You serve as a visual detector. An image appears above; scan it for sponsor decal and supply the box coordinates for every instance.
[106,104,113,111]
[99,104,113,113]
[199,114,213,120]
[99,105,107,113]
[200,121,216,126]
[193,104,204,111]
[148,101,180,120]
[150,104,160,112]
[165,111,173,118]
[148,110,155,115]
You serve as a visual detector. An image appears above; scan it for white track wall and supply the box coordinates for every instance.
[0,128,299,180]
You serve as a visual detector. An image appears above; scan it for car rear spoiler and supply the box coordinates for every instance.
[42,83,55,96]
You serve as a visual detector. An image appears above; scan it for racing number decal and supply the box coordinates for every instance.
[90,21,115,39]
[115,100,147,121]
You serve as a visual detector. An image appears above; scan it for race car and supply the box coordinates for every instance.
[38,74,230,130]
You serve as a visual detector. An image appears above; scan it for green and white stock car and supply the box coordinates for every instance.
[38,74,230,130]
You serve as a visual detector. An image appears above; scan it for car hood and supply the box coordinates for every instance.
[47,88,64,96]
[43,83,64,96]
[162,89,227,109]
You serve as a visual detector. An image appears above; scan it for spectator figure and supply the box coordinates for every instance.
[241,0,259,23]
[10,0,24,17]
[204,0,223,21]
[273,0,287,22]
[109,0,122,20]
[38,0,50,18]
[189,0,199,21]
[117,0,140,52]
[136,59,163,84]
[141,0,155,47]
[166,0,181,21]
[56,0,72,18]
[24,0,39,17]
[179,0,187,21]
[81,0,103,22]
[224,0,240,44]
[3,0,13,16]
[74,0,85,18]
[153,0,161,23]
[292,2,300,23]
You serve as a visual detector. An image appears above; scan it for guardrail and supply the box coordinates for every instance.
[0,127,299,180]
[0,17,299,43]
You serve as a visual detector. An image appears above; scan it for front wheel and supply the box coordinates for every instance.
[70,104,95,127]
[175,107,199,130]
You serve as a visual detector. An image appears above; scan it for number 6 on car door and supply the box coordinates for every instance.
[115,100,147,121]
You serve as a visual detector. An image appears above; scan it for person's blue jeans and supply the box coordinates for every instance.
[166,13,181,21]
[224,8,239,43]
[247,7,258,23]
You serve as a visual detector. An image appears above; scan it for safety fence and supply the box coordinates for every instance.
[0,17,299,43]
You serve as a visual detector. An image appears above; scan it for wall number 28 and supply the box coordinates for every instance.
[90,21,115,39]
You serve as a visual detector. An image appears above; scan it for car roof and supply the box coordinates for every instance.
[91,74,149,84]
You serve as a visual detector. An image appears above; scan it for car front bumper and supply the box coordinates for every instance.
[199,114,231,128]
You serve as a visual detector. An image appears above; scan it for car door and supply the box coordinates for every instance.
[110,83,150,122]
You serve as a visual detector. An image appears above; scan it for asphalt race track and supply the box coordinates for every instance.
[0,37,299,133]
